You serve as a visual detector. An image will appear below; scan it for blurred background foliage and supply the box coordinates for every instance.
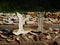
[0,0,60,12]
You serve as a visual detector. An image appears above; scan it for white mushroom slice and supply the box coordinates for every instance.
[0,34,7,39]
[16,37,20,40]
[28,35,34,41]
[49,28,53,32]
[23,36,29,40]
[53,36,59,40]
[6,39,14,42]
[53,28,59,31]
[26,21,35,25]
[16,37,20,43]
[55,32,58,34]
[0,31,3,33]
[46,35,51,39]
[30,32,38,35]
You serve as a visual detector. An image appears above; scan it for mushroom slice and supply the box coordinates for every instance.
[0,34,7,39]
[15,37,20,43]
[6,39,14,42]
[0,31,3,33]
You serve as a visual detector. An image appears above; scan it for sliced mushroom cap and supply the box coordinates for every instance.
[15,37,20,43]
[0,31,3,33]
[46,35,51,39]
[53,28,59,34]
[0,34,7,39]
[53,28,59,31]
[16,37,20,40]
[6,39,14,42]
